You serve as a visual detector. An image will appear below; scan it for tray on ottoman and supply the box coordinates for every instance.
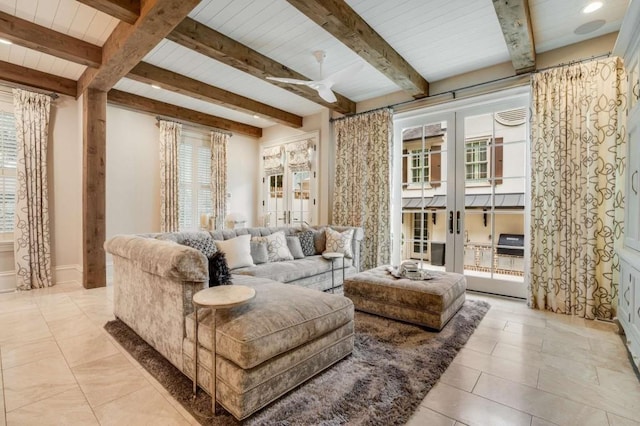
[344,265,466,330]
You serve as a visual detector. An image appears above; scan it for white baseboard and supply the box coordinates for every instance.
[0,264,83,293]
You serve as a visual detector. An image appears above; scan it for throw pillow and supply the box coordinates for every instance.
[208,252,231,287]
[181,235,217,258]
[286,236,305,259]
[324,227,354,259]
[252,231,293,262]
[250,241,269,264]
[297,230,315,256]
[215,235,254,270]
[313,228,326,254]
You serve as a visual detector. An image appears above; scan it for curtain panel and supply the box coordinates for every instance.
[211,130,229,230]
[333,109,393,271]
[159,120,181,232]
[529,57,627,319]
[12,89,52,290]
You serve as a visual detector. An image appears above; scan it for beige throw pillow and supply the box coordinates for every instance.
[215,234,254,270]
[324,227,354,259]
[252,231,294,262]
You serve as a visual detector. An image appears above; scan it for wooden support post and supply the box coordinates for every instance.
[82,88,107,289]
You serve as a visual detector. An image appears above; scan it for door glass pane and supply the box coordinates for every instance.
[463,108,526,284]
[290,171,311,226]
[265,174,285,226]
[400,121,448,270]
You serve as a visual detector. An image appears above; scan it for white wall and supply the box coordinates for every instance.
[227,133,260,226]
[106,106,160,238]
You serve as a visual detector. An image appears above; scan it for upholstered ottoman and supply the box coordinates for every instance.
[182,279,354,420]
[344,265,466,330]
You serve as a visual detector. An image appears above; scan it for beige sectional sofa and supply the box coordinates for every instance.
[104,225,362,419]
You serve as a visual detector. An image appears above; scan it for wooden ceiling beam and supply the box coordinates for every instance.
[168,18,356,115]
[285,0,428,98]
[75,0,140,25]
[77,0,200,96]
[491,0,536,74]
[0,60,76,97]
[107,90,263,138]
[128,62,303,128]
[0,11,101,67]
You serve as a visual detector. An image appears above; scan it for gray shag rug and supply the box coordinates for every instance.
[105,299,490,425]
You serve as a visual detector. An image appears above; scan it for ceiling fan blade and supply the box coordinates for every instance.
[323,61,365,85]
[266,76,312,86]
[316,84,337,103]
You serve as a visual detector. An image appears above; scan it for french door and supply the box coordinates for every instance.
[264,170,312,227]
[392,87,529,298]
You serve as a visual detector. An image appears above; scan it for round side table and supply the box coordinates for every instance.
[192,285,256,415]
[322,252,345,293]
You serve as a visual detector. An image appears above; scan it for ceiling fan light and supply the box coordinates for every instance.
[582,1,603,14]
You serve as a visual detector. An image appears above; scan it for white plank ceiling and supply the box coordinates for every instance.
[0,0,631,131]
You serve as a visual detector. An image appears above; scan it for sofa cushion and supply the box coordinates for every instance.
[252,231,293,262]
[216,235,254,270]
[186,282,354,369]
[233,255,352,283]
[250,241,268,264]
[286,236,305,259]
[324,227,354,259]
[297,230,315,256]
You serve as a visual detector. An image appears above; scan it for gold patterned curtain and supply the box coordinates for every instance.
[530,57,626,319]
[211,130,228,230]
[333,109,393,270]
[12,89,52,290]
[159,120,181,232]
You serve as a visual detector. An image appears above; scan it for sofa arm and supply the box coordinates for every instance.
[105,235,208,282]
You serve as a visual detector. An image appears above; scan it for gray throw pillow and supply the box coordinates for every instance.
[250,241,269,264]
[298,230,315,256]
[182,236,217,258]
[286,236,305,259]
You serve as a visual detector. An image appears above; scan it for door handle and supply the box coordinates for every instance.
[449,211,454,234]
[624,287,630,305]
[633,170,638,195]
[456,211,461,234]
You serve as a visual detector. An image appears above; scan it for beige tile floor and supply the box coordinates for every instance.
[1,283,639,425]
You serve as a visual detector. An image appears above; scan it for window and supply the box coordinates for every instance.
[465,138,489,182]
[0,111,16,239]
[412,212,429,253]
[410,149,429,184]
[178,129,212,231]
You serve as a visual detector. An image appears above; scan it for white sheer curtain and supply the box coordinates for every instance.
[211,130,229,230]
[333,109,393,270]
[12,89,52,290]
[529,57,626,319]
[159,120,181,232]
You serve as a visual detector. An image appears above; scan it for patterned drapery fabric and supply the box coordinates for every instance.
[286,139,311,172]
[159,120,181,232]
[529,57,627,320]
[211,130,228,230]
[333,109,393,271]
[12,89,52,290]
[263,145,284,176]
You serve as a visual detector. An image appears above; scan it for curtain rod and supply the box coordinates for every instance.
[332,51,612,120]
[0,84,59,100]
[155,116,233,137]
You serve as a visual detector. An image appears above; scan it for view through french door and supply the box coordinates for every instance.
[392,87,529,298]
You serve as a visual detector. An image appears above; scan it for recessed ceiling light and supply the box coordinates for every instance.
[150,84,161,89]
[582,1,603,14]
[252,114,260,119]
[0,38,13,45]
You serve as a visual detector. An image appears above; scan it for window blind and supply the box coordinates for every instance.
[178,130,213,231]
[0,111,16,235]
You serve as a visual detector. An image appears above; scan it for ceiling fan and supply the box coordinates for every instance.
[267,50,363,103]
